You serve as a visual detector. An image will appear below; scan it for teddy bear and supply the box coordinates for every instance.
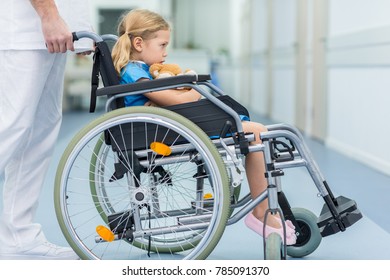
[149,63,196,79]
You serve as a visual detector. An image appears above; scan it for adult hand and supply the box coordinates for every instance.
[41,15,74,53]
[30,0,74,53]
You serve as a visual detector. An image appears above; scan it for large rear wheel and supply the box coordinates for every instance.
[55,107,230,260]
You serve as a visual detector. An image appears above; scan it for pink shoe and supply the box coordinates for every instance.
[275,216,296,230]
[244,213,297,245]
[246,213,296,238]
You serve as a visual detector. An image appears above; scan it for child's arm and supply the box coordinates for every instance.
[143,83,202,107]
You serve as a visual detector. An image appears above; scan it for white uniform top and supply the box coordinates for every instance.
[0,0,92,50]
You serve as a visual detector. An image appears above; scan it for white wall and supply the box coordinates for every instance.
[173,0,229,54]
[327,68,390,172]
[249,0,269,115]
[328,0,390,35]
[268,0,297,124]
[237,0,390,176]
[327,0,390,175]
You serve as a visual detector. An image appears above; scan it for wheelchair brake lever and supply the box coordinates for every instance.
[220,121,232,138]
[219,136,245,188]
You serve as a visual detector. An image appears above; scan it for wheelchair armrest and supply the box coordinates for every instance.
[197,75,212,82]
[96,75,210,97]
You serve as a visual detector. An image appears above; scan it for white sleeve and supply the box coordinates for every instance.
[60,0,94,52]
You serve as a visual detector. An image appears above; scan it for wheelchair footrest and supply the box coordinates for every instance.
[317,196,363,237]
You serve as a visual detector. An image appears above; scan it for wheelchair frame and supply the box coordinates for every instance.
[54,31,362,260]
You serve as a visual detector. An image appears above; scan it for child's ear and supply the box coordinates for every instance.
[132,36,143,52]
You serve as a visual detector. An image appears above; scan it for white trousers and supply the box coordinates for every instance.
[0,50,67,251]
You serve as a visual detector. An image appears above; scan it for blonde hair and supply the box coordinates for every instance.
[111,9,170,74]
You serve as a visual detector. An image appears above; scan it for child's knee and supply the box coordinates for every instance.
[242,121,267,143]
[257,123,268,133]
[255,124,267,143]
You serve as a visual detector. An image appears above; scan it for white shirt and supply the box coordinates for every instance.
[0,0,92,50]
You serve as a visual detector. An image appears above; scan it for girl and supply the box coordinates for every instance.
[111,9,296,245]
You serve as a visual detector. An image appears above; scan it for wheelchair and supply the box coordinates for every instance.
[54,31,362,260]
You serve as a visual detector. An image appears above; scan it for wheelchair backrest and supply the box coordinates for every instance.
[90,41,124,112]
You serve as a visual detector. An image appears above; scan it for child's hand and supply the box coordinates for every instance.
[77,50,94,56]
[144,100,158,107]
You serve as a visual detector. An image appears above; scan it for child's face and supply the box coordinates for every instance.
[137,29,170,66]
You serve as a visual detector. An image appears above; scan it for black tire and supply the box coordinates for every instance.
[287,207,322,258]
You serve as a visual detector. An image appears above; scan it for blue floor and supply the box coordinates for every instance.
[4,109,390,260]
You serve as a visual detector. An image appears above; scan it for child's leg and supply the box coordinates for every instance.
[242,121,296,244]
[241,121,281,227]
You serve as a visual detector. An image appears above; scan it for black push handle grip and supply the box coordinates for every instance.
[72,32,79,42]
